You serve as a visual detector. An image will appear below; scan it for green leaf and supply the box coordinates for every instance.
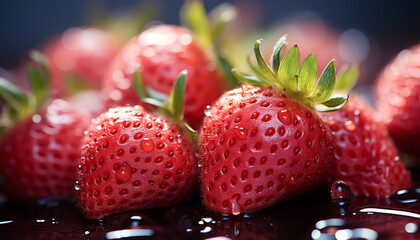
[146,86,169,102]
[335,64,359,92]
[278,45,300,93]
[311,60,336,103]
[133,69,147,99]
[246,54,271,85]
[27,66,49,109]
[254,39,276,81]
[182,121,197,137]
[208,3,237,42]
[142,97,165,108]
[299,53,318,96]
[321,94,349,107]
[270,34,287,74]
[30,50,50,79]
[0,77,28,113]
[315,94,349,112]
[168,70,187,121]
[217,52,240,90]
[232,69,268,87]
[181,0,212,49]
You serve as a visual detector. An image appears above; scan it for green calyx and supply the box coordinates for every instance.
[232,35,358,112]
[133,69,197,140]
[0,51,51,136]
[181,0,240,91]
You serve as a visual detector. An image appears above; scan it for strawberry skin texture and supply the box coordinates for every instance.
[102,25,225,129]
[78,106,198,219]
[43,27,120,93]
[375,44,420,157]
[320,96,412,197]
[0,99,90,201]
[199,86,332,214]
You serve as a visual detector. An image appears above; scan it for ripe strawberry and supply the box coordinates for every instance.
[375,44,420,158]
[199,36,347,215]
[320,95,412,197]
[78,72,198,219]
[42,27,120,94]
[0,53,90,200]
[102,24,225,129]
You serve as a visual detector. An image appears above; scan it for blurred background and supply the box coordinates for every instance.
[1,0,420,87]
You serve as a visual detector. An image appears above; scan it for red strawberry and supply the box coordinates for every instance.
[42,27,120,94]
[78,72,198,219]
[199,36,346,215]
[320,95,412,197]
[375,44,420,158]
[102,24,225,129]
[0,54,90,200]
[78,106,198,219]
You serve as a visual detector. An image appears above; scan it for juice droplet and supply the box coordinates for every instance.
[231,198,241,215]
[390,189,419,204]
[233,126,248,140]
[277,109,292,125]
[115,164,132,183]
[140,138,155,152]
[344,120,356,132]
[330,180,351,202]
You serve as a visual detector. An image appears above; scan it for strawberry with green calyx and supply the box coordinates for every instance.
[78,70,198,219]
[319,64,412,198]
[0,52,90,201]
[199,36,344,215]
[102,24,226,130]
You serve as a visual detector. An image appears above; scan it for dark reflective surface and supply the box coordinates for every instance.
[1,173,420,239]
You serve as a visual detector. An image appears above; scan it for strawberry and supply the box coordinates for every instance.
[101,24,225,129]
[78,72,198,219]
[199,36,347,215]
[320,95,412,197]
[42,27,120,94]
[375,44,420,158]
[0,52,90,200]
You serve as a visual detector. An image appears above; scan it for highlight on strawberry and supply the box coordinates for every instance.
[0,52,91,201]
[199,35,348,215]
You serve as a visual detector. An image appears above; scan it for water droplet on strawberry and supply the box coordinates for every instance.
[115,164,133,183]
[330,180,351,202]
[32,114,42,123]
[204,105,212,117]
[231,198,241,215]
[140,138,155,152]
[77,165,82,174]
[344,120,356,131]
[233,126,248,140]
[74,181,80,191]
[277,109,292,125]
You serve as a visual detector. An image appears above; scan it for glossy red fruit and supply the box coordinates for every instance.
[78,106,198,219]
[42,27,120,94]
[102,24,225,129]
[320,95,412,197]
[375,44,420,158]
[199,86,332,215]
[0,99,90,201]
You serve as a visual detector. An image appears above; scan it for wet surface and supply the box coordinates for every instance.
[0,173,420,239]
